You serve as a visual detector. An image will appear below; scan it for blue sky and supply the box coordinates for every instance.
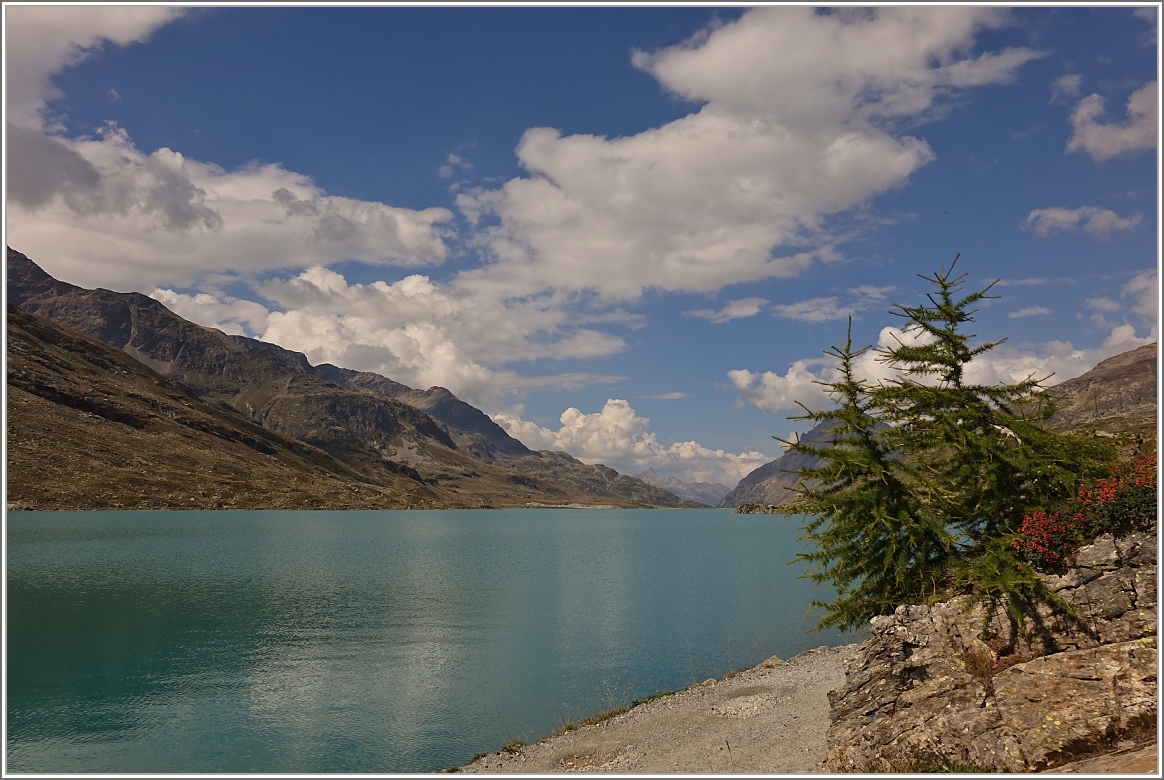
[5,5,1159,487]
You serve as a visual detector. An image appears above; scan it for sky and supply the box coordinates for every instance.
[4,4,1160,488]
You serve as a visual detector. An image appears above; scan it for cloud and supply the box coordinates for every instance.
[1009,306,1052,319]
[995,277,1057,287]
[8,123,455,290]
[640,392,688,400]
[1134,7,1157,43]
[4,6,184,126]
[494,399,771,486]
[728,361,835,414]
[770,297,848,323]
[1066,81,1158,162]
[455,7,1039,302]
[245,266,630,408]
[728,324,922,413]
[732,271,1158,413]
[1050,74,1082,103]
[4,8,455,291]
[770,285,895,323]
[1090,270,1159,334]
[149,289,272,337]
[1022,206,1142,238]
[684,297,768,324]
[438,153,473,179]
[848,285,894,300]
[1087,297,1123,314]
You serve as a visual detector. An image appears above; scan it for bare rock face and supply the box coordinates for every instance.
[823,525,1158,772]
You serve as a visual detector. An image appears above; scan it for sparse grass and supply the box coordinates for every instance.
[1045,711,1159,769]
[549,690,677,737]
[500,738,525,753]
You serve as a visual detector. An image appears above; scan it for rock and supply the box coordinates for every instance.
[823,522,1158,772]
[992,639,1157,769]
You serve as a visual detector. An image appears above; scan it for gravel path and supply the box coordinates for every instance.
[457,644,858,774]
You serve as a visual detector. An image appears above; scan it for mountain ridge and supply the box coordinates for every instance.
[6,247,700,510]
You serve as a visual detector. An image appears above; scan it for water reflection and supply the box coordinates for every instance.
[7,509,849,772]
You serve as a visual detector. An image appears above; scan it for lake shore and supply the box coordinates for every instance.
[453,643,858,774]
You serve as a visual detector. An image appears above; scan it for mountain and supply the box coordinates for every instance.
[6,304,445,510]
[633,468,730,507]
[1045,342,1157,449]
[6,247,699,510]
[716,422,832,508]
[717,343,1159,509]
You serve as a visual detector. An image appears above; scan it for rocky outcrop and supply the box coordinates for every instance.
[823,525,1158,772]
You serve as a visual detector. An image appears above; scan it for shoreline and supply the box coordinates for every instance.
[452,643,859,774]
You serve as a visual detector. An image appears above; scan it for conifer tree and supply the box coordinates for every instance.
[781,322,955,632]
[781,257,1115,633]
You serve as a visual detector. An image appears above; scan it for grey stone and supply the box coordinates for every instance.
[822,523,1157,772]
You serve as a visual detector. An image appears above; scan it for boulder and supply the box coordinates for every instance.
[823,524,1157,772]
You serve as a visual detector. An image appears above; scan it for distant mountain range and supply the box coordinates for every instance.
[6,247,703,511]
[633,468,731,507]
[718,342,1158,510]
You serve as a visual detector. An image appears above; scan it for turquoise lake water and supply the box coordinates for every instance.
[6,508,850,773]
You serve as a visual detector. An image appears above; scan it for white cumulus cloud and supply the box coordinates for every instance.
[149,288,272,337]
[1066,81,1158,162]
[494,399,771,486]
[246,266,627,408]
[8,123,455,291]
[456,7,1039,302]
[5,8,454,292]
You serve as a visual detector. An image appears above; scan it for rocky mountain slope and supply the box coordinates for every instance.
[633,468,729,507]
[1045,342,1157,446]
[717,423,832,508]
[6,305,444,510]
[720,343,1158,509]
[6,247,699,510]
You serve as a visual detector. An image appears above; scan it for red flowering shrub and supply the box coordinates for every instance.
[1013,454,1157,571]
[1011,510,1082,567]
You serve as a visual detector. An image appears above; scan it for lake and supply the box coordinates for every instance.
[6,508,851,773]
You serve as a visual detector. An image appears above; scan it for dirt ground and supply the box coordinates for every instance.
[458,644,857,774]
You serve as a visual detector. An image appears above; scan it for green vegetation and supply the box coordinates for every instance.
[781,258,1117,633]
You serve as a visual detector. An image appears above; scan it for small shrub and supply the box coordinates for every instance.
[863,754,997,773]
[1013,455,1157,572]
[1011,510,1080,569]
